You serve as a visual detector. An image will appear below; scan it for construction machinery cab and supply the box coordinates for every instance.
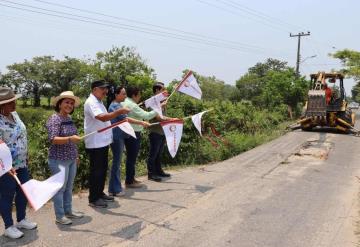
[310,72,344,110]
[299,72,355,133]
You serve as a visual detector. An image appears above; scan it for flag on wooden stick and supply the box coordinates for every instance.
[144,92,168,117]
[176,71,202,100]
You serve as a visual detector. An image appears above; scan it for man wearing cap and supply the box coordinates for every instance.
[84,80,130,208]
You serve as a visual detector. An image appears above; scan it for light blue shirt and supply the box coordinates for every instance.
[0,112,28,169]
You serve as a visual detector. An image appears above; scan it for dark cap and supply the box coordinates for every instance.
[154,82,164,87]
[152,82,165,93]
[91,80,109,89]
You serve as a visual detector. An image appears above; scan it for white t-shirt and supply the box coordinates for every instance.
[84,94,112,149]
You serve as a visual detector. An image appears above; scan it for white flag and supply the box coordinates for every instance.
[161,120,184,158]
[144,92,168,117]
[191,111,207,136]
[21,166,65,211]
[0,140,12,177]
[177,71,202,99]
[118,121,136,139]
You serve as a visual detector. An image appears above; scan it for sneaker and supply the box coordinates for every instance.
[65,211,84,219]
[101,194,115,202]
[109,191,126,197]
[4,226,24,239]
[16,218,37,230]
[125,181,144,188]
[89,198,108,208]
[56,216,72,225]
[148,175,162,182]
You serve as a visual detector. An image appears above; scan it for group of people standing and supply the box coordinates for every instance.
[0,79,174,239]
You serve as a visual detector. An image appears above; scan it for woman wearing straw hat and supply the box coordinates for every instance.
[0,87,37,239]
[46,91,84,225]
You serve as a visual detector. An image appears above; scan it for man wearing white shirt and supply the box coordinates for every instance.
[84,80,130,208]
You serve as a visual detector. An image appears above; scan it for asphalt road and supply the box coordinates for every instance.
[1,117,360,247]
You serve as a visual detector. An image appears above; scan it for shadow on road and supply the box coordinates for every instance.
[0,228,39,247]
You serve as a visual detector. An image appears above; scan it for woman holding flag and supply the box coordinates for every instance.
[46,91,84,225]
[0,87,37,239]
[107,86,150,196]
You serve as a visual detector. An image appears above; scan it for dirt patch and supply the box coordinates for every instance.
[287,137,333,162]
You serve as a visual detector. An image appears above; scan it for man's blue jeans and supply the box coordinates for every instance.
[0,167,29,229]
[48,159,77,219]
[109,138,125,194]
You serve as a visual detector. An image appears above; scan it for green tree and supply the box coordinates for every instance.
[235,73,262,101]
[248,58,288,77]
[236,58,289,104]
[2,56,87,106]
[260,68,308,117]
[94,46,155,85]
[331,49,360,101]
[331,49,360,80]
[351,83,360,102]
[236,58,307,117]
[49,56,87,95]
[5,57,52,107]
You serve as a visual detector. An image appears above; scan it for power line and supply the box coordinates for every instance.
[24,0,287,54]
[195,0,290,33]
[30,0,269,51]
[0,0,271,54]
[200,0,338,62]
[0,0,295,57]
[0,11,234,56]
[217,0,306,31]
[213,0,290,32]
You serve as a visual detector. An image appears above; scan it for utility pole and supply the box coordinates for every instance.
[290,31,310,77]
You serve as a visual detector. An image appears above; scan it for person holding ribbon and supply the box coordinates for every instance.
[46,91,84,225]
[84,80,130,208]
[122,85,176,187]
[146,82,172,182]
[107,86,150,197]
[0,87,37,239]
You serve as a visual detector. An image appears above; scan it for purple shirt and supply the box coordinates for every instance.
[46,113,78,160]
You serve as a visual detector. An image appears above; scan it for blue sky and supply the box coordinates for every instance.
[0,0,359,94]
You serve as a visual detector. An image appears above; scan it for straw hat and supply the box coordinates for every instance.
[51,91,81,107]
[0,87,22,105]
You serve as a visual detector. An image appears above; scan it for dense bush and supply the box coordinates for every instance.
[18,95,288,190]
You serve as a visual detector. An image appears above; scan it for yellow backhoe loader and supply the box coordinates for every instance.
[290,72,357,134]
